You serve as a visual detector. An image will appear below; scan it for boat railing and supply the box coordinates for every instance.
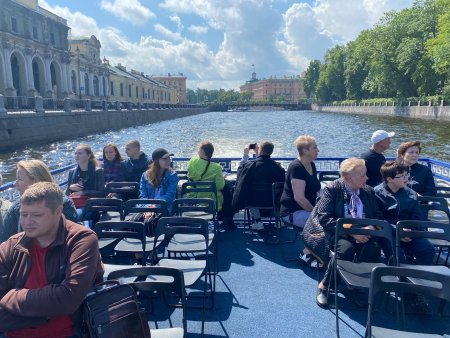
[1,157,449,202]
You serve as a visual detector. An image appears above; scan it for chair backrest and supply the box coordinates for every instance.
[271,182,284,215]
[105,182,140,195]
[107,266,187,335]
[152,216,209,261]
[436,186,450,199]
[172,198,216,217]
[367,266,450,336]
[417,196,450,222]
[81,198,124,221]
[318,171,340,183]
[125,199,168,217]
[335,218,394,255]
[181,181,218,211]
[94,221,146,252]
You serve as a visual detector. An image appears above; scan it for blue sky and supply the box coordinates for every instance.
[41,0,415,90]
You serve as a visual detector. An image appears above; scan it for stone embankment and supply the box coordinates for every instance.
[312,101,450,120]
[0,104,208,153]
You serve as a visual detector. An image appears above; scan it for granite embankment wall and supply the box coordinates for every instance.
[312,102,450,120]
[0,107,208,153]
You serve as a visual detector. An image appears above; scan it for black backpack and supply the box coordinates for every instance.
[82,281,151,338]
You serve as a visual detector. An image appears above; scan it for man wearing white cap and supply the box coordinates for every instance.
[361,130,395,187]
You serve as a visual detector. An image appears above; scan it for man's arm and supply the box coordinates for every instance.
[0,230,101,318]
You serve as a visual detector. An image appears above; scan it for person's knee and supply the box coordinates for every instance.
[336,239,355,261]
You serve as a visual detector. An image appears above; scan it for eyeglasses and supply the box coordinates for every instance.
[394,173,409,179]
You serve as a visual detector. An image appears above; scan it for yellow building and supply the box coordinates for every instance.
[152,73,187,104]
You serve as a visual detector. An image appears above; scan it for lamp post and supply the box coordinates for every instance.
[76,46,81,100]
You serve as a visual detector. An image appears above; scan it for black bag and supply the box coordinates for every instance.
[125,212,162,237]
[82,281,151,338]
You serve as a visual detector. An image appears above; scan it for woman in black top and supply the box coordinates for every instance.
[280,135,321,228]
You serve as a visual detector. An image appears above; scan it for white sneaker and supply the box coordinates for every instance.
[251,222,265,230]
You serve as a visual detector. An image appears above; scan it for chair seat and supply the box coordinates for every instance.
[429,238,450,247]
[337,260,386,289]
[114,236,165,253]
[167,233,214,253]
[103,263,136,281]
[181,211,213,220]
[151,327,184,338]
[399,264,450,287]
[98,211,122,222]
[370,325,443,338]
[158,258,206,287]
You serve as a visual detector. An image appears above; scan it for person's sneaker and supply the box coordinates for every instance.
[251,222,265,231]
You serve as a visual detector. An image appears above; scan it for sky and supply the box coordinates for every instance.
[40,0,415,90]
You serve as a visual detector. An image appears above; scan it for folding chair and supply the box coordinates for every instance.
[417,196,450,223]
[180,181,218,214]
[333,218,393,338]
[242,181,277,231]
[318,171,340,184]
[271,182,302,245]
[94,221,147,278]
[436,185,450,199]
[366,266,450,338]
[105,181,140,198]
[152,216,212,334]
[171,198,219,275]
[80,198,124,229]
[396,220,450,269]
[107,266,187,338]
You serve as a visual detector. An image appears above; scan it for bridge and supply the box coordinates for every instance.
[211,102,312,111]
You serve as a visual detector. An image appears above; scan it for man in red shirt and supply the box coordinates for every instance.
[0,182,103,337]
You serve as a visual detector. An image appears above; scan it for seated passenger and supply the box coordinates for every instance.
[306,158,383,308]
[232,142,285,230]
[102,143,124,184]
[120,140,151,200]
[140,148,179,215]
[188,141,234,228]
[374,161,435,265]
[280,135,320,229]
[0,182,103,336]
[397,141,436,197]
[1,160,77,243]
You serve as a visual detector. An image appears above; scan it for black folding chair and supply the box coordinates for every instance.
[318,171,340,184]
[366,266,450,338]
[333,218,393,338]
[107,266,187,338]
[80,198,124,228]
[105,181,140,197]
[180,181,218,214]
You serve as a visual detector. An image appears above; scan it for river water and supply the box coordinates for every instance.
[1,110,449,182]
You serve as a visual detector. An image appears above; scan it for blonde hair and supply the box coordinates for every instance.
[339,158,365,178]
[76,144,100,167]
[17,160,55,183]
[294,135,316,155]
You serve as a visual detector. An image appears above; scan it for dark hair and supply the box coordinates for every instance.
[259,141,274,156]
[103,143,123,162]
[380,160,408,182]
[199,141,214,160]
[21,182,63,212]
[397,141,421,158]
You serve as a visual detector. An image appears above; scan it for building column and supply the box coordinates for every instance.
[89,73,94,97]
[104,76,109,98]
[44,58,53,97]
[98,74,104,98]
[25,53,36,96]
[3,48,15,96]
[61,61,70,96]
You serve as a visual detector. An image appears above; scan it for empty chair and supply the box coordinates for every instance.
[105,181,140,199]
[436,185,450,199]
[366,266,450,337]
[107,266,187,338]
[80,197,124,227]
[417,196,450,223]
[318,171,340,184]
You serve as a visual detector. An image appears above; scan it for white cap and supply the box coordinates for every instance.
[371,130,395,144]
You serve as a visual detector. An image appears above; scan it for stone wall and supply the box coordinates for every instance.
[312,102,450,120]
[0,107,208,153]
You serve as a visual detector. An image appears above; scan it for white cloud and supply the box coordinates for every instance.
[188,25,209,35]
[100,0,155,26]
[154,24,183,42]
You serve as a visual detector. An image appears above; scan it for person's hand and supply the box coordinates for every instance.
[244,145,250,155]
[107,192,117,198]
[351,234,370,244]
[69,183,84,192]
[144,212,155,219]
[401,227,412,242]
[70,191,84,196]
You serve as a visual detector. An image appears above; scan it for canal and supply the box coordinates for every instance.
[1,109,449,182]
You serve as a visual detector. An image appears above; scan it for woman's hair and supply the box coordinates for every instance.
[339,157,366,178]
[397,141,421,158]
[146,158,171,188]
[17,159,55,183]
[76,144,100,167]
[103,143,123,162]
[199,141,214,160]
[380,160,408,182]
[294,135,315,155]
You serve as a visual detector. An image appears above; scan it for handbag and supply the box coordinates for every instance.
[70,193,89,209]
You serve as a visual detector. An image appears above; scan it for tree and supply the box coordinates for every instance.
[303,60,321,98]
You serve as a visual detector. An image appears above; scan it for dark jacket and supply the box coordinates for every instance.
[66,162,105,197]
[232,155,285,212]
[407,163,436,196]
[0,196,78,243]
[374,183,422,224]
[120,152,151,183]
[361,149,386,187]
[0,217,104,332]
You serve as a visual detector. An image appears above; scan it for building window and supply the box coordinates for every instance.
[129,84,132,97]
[110,82,114,96]
[32,26,38,39]
[50,33,55,46]
[11,17,18,33]
[120,83,124,97]
[136,86,138,98]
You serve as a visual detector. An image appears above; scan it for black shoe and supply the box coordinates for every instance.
[316,287,328,309]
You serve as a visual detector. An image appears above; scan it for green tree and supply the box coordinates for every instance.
[303,60,321,98]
